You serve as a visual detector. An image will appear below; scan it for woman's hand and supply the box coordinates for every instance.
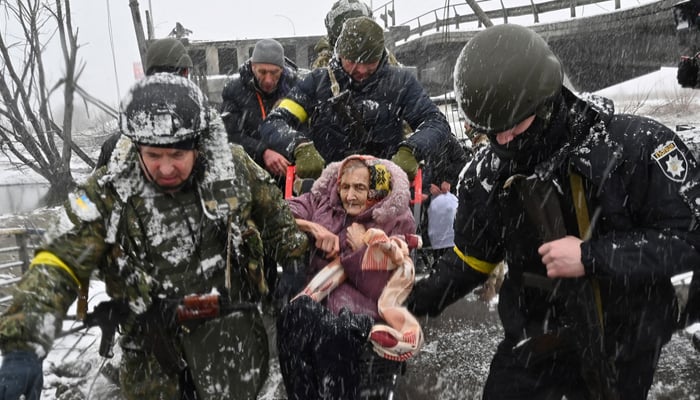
[295,219,339,259]
[311,222,340,259]
[346,223,367,251]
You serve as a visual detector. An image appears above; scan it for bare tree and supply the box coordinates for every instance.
[0,0,97,205]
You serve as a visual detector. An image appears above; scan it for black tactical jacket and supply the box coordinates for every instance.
[411,88,700,357]
[259,54,451,165]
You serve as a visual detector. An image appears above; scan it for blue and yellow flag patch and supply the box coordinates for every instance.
[68,191,100,221]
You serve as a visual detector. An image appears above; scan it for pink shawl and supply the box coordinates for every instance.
[294,228,424,362]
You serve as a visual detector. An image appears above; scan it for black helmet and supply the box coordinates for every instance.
[325,0,373,45]
[120,74,209,148]
[145,38,193,74]
[454,24,563,135]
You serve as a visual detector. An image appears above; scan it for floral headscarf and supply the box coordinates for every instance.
[338,155,393,204]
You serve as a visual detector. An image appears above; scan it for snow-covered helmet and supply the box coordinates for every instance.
[454,24,563,135]
[325,0,373,45]
[120,74,209,148]
[145,38,193,75]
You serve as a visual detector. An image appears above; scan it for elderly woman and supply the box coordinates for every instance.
[277,155,416,400]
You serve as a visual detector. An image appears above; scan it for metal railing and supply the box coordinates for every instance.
[379,0,624,39]
[0,228,44,305]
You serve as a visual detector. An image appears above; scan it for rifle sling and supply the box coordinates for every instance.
[327,66,340,96]
[569,170,605,330]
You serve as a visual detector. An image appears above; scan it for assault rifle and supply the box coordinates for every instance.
[62,300,130,358]
[61,293,258,360]
[174,293,258,329]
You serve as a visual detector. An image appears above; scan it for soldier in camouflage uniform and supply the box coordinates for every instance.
[0,74,308,399]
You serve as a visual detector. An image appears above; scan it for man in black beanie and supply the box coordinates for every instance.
[220,38,303,181]
[259,16,452,182]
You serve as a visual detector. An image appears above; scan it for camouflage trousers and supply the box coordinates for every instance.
[120,310,269,399]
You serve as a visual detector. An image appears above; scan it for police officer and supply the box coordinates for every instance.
[408,24,700,400]
[0,75,308,399]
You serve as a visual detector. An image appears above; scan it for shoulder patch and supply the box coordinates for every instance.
[652,141,688,183]
[68,191,101,222]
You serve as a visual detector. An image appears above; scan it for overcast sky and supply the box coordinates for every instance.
[30,0,655,112]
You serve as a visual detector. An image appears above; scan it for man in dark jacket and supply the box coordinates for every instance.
[408,24,700,400]
[259,16,451,181]
[220,39,304,182]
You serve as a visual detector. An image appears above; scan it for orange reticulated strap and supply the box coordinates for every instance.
[255,92,267,120]
[278,99,308,123]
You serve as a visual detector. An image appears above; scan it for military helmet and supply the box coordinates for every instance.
[145,38,193,73]
[120,74,209,147]
[325,0,373,45]
[454,24,563,134]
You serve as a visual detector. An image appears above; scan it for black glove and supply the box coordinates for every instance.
[0,350,43,400]
[678,56,699,88]
[273,259,308,311]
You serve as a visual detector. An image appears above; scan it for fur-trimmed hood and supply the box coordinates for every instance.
[308,155,412,224]
[99,120,237,203]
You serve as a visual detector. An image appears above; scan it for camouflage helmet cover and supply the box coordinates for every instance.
[454,24,563,134]
[325,0,373,44]
[145,37,193,72]
[120,74,210,147]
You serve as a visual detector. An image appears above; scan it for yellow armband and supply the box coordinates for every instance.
[278,99,308,123]
[453,246,498,275]
[30,251,81,288]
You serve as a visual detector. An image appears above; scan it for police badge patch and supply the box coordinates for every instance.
[652,141,688,182]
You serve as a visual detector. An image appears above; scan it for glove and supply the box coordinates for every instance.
[678,56,699,88]
[273,259,308,312]
[391,146,419,180]
[294,143,325,179]
[0,350,43,400]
